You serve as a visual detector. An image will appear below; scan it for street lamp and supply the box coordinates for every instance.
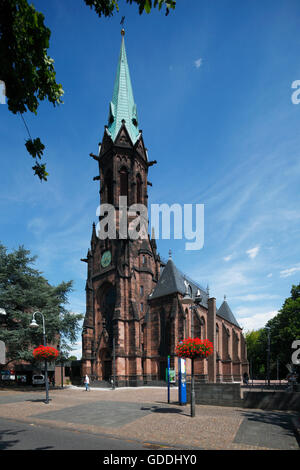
[30,311,50,404]
[112,336,116,390]
[182,285,202,418]
[265,326,271,388]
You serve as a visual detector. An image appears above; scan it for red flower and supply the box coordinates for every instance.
[33,345,59,361]
[175,338,213,359]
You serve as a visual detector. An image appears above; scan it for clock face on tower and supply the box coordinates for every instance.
[101,250,112,268]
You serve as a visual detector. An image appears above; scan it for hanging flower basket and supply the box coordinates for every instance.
[33,345,59,362]
[175,338,213,360]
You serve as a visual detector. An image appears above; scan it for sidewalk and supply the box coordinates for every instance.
[0,386,299,450]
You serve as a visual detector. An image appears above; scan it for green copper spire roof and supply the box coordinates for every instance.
[107,30,140,144]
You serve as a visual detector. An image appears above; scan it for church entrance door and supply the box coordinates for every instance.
[103,360,112,381]
[159,360,167,381]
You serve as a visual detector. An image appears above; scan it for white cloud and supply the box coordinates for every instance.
[267,273,273,278]
[223,254,233,262]
[232,293,279,302]
[246,246,260,259]
[27,217,47,236]
[280,266,300,278]
[237,310,277,331]
[68,341,82,360]
[194,58,202,69]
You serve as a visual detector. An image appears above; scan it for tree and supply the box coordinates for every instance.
[245,283,300,379]
[266,282,300,370]
[0,0,64,181]
[245,329,266,379]
[67,355,79,361]
[0,243,83,366]
[0,0,175,181]
[84,0,176,17]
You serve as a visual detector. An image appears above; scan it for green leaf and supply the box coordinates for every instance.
[32,162,48,181]
[25,138,45,159]
[144,0,152,14]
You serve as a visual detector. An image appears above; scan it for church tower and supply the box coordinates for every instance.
[81,30,160,386]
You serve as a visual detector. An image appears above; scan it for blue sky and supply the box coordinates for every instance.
[1,0,300,358]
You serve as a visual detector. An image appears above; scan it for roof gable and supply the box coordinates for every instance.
[150,258,208,308]
[217,300,241,328]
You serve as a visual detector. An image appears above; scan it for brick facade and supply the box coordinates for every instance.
[81,124,248,385]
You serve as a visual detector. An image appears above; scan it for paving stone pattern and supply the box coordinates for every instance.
[0,387,299,450]
[33,401,155,428]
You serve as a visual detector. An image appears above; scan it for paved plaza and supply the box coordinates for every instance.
[0,386,299,450]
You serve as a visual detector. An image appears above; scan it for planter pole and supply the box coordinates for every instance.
[30,311,49,404]
[181,286,202,418]
[191,357,195,417]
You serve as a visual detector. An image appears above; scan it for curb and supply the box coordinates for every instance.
[292,415,300,439]
[69,385,179,391]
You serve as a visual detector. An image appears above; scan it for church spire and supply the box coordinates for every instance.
[107,29,140,144]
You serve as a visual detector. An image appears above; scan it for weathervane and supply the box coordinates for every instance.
[120,16,125,35]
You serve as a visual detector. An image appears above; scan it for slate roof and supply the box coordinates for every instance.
[149,258,208,309]
[217,300,241,329]
[150,259,241,328]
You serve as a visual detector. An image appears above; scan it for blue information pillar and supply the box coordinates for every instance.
[178,357,187,405]
[167,355,170,404]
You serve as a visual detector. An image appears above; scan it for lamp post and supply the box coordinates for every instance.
[112,336,116,390]
[0,310,6,365]
[265,326,271,388]
[59,341,64,389]
[30,311,49,404]
[182,285,202,418]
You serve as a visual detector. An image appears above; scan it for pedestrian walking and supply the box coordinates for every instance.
[243,372,249,385]
[84,374,90,391]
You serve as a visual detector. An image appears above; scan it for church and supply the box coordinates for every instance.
[81,30,248,386]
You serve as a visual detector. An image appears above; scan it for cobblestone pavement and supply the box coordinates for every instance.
[0,386,299,450]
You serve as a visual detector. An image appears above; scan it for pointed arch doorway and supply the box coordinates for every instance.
[100,348,112,381]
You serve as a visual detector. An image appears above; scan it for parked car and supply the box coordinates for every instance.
[32,374,45,386]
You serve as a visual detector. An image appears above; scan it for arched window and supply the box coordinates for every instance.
[233,329,239,361]
[97,282,116,348]
[120,167,128,199]
[178,312,184,342]
[222,324,229,359]
[159,310,171,357]
[216,324,219,353]
[194,314,201,339]
[185,308,189,338]
[136,174,142,204]
[201,317,206,339]
[105,170,113,205]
